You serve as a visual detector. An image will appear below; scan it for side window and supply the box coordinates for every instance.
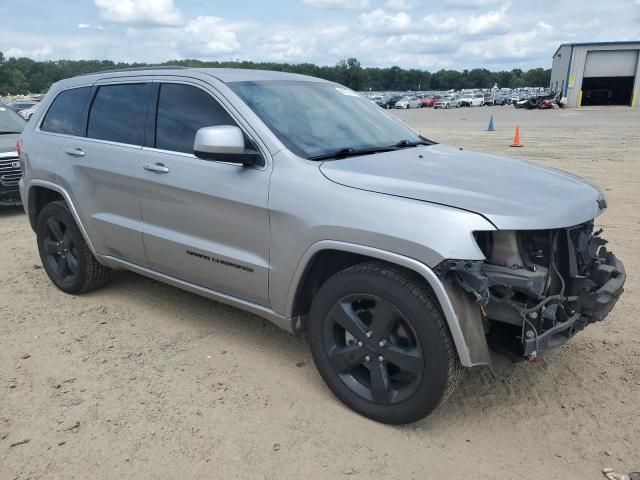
[155,83,237,154]
[87,84,146,145]
[41,87,91,136]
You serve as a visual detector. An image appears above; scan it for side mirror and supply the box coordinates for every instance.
[193,125,260,167]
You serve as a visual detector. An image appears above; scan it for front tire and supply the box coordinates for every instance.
[308,263,462,424]
[36,201,111,294]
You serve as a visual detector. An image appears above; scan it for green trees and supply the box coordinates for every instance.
[0,51,551,95]
[335,58,366,91]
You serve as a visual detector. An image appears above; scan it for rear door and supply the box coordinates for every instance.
[138,80,271,306]
[32,87,92,189]
[56,80,149,265]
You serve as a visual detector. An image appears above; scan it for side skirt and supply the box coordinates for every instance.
[100,255,295,334]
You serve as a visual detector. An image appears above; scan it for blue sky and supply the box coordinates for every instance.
[1,0,639,70]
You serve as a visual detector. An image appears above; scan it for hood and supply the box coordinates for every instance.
[319,144,605,230]
[0,133,19,156]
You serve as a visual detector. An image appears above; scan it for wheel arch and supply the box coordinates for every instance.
[27,180,99,258]
[286,241,475,367]
[27,184,64,230]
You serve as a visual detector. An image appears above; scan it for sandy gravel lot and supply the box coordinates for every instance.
[1,106,638,479]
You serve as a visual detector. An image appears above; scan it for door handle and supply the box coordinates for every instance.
[65,147,85,157]
[143,162,170,174]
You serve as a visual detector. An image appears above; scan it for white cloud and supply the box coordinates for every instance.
[445,0,501,7]
[359,9,412,34]
[183,16,241,55]
[536,21,552,30]
[385,0,414,10]
[4,47,25,57]
[4,44,54,60]
[95,0,183,26]
[2,0,640,73]
[463,3,511,35]
[423,2,511,36]
[303,0,369,9]
[257,30,317,59]
[77,23,104,30]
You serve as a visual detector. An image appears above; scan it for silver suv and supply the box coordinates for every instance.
[18,68,625,424]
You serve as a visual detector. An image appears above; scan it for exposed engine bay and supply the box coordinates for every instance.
[437,221,626,360]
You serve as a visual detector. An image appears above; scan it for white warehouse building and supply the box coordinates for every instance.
[550,41,640,108]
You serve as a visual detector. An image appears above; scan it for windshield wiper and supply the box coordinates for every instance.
[394,139,433,148]
[308,138,435,161]
[0,131,22,135]
[308,146,398,161]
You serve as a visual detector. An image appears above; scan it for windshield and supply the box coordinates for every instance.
[228,80,424,159]
[0,105,26,134]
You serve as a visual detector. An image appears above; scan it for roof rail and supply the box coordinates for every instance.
[75,66,189,77]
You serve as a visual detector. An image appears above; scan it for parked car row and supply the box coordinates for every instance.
[363,87,554,111]
[394,96,422,109]
[368,92,523,110]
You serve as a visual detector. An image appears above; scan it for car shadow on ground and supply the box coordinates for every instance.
[0,205,24,217]
[98,268,310,357]
[89,268,590,431]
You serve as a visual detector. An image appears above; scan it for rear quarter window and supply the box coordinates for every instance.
[41,87,91,136]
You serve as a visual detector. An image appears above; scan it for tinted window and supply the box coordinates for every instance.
[155,83,236,154]
[41,87,90,136]
[87,84,146,145]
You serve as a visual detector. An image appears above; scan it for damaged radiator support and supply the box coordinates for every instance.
[435,222,625,360]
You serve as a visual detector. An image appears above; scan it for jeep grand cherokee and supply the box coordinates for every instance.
[18,68,625,424]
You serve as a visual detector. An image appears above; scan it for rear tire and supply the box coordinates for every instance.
[308,263,462,424]
[36,201,111,294]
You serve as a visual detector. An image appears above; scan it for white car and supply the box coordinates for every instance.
[394,96,421,109]
[18,103,39,121]
[458,93,484,107]
[433,96,459,109]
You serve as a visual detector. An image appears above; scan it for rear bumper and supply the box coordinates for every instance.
[523,255,625,357]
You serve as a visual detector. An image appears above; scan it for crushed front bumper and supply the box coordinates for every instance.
[439,224,626,363]
[521,255,625,358]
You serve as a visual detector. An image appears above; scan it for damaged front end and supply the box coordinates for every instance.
[437,221,625,362]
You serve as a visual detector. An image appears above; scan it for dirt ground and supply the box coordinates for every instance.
[1,105,638,480]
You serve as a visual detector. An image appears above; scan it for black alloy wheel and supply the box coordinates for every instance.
[36,200,111,294]
[323,293,424,405]
[308,263,462,424]
[41,216,80,285]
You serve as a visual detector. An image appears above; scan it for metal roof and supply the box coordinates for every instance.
[72,67,327,83]
[76,66,188,76]
[553,41,640,57]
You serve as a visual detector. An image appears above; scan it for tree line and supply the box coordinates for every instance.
[0,52,550,95]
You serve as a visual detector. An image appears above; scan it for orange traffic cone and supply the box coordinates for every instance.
[510,125,523,147]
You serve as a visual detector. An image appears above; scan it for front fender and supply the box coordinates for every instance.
[285,240,490,368]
